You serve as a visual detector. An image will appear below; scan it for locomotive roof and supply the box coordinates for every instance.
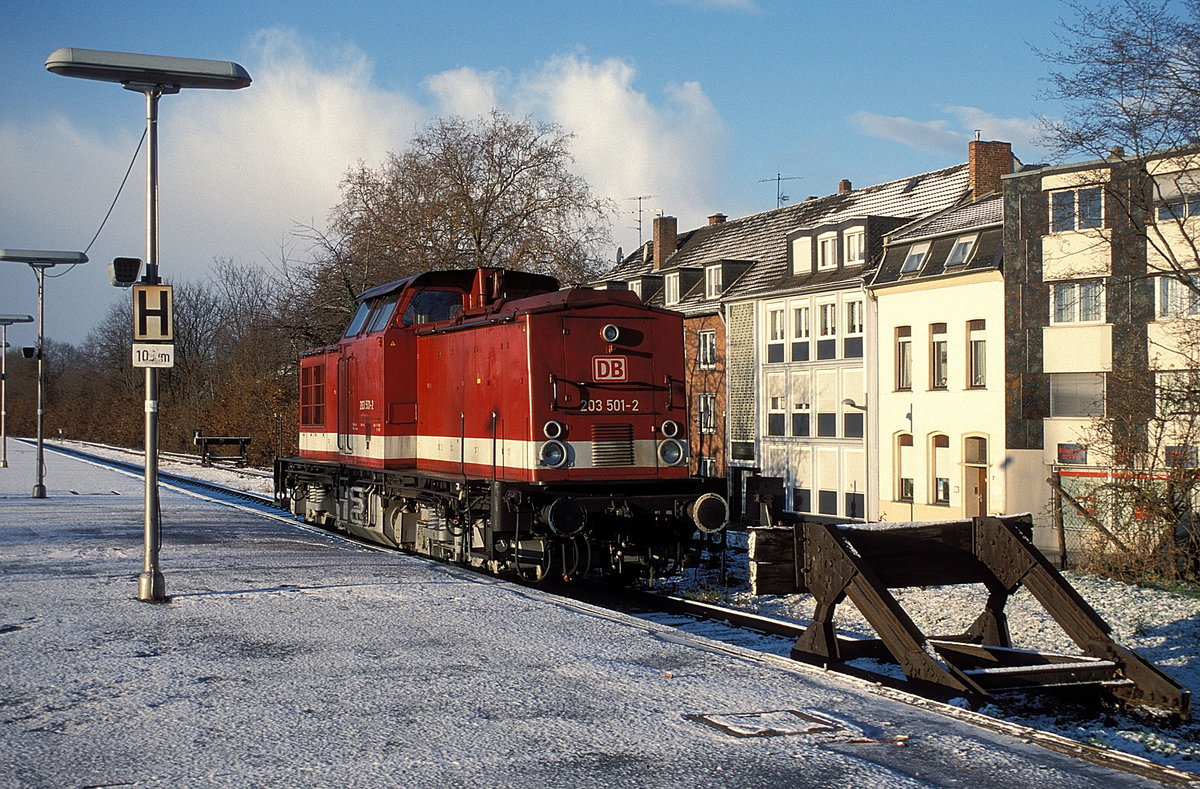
[355,268,561,303]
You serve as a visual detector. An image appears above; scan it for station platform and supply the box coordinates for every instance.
[0,439,1178,788]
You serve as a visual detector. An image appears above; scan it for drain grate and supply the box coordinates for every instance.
[690,709,853,740]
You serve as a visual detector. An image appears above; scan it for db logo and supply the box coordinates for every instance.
[592,355,628,382]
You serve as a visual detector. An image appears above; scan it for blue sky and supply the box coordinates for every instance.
[0,0,1073,347]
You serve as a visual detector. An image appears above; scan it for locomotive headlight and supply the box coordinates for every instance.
[600,323,621,343]
[657,438,687,466]
[543,420,566,439]
[660,419,681,438]
[539,440,569,468]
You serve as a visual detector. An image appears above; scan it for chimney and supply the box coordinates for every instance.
[652,215,678,271]
[968,140,1013,198]
[838,179,852,194]
[707,213,727,225]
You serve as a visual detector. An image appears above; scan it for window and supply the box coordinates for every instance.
[1157,371,1200,418]
[705,266,722,298]
[1050,372,1106,417]
[897,434,914,501]
[844,229,866,265]
[401,290,463,326]
[1157,274,1200,318]
[1052,280,1105,324]
[698,392,718,434]
[930,323,948,390]
[664,273,680,305]
[766,374,786,436]
[1050,185,1103,232]
[299,364,326,426]
[896,326,912,391]
[1157,196,1200,222]
[932,434,950,504]
[794,306,810,338]
[945,234,977,267]
[628,280,642,298]
[698,330,717,369]
[367,297,398,332]
[819,303,837,336]
[343,301,372,337]
[900,242,930,274]
[967,319,986,388]
[698,456,717,477]
[791,372,811,437]
[818,233,838,270]
[846,301,864,334]
[767,306,785,363]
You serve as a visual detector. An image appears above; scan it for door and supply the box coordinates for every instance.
[965,466,988,518]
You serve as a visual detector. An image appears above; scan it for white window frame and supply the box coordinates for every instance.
[628,280,642,298]
[967,320,986,389]
[698,392,718,434]
[793,305,810,339]
[1050,185,1103,232]
[896,327,912,391]
[705,265,722,299]
[1051,280,1105,324]
[846,300,864,336]
[844,229,866,266]
[664,273,680,306]
[698,329,717,369]
[945,234,977,267]
[930,324,948,390]
[1157,274,1200,319]
[768,305,786,342]
[817,232,839,270]
[819,302,837,337]
[900,242,930,274]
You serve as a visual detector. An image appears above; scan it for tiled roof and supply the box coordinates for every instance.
[871,193,1004,288]
[595,162,972,310]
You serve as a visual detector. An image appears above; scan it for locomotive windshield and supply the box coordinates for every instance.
[366,297,398,332]
[343,301,372,337]
[401,289,463,326]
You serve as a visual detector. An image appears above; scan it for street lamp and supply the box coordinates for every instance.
[0,314,34,468]
[0,251,88,496]
[46,47,251,603]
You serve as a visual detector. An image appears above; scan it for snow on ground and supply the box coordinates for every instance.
[47,440,1200,774]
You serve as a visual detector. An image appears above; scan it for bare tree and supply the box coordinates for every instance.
[329,110,614,281]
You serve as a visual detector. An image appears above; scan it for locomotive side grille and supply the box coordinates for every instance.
[591,424,634,467]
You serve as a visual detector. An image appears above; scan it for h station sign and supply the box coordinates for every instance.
[131,283,175,368]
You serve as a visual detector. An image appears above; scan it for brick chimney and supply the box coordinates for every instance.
[652,215,678,271]
[707,213,727,225]
[839,179,852,194]
[968,140,1013,198]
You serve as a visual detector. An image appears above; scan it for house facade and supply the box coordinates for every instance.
[1003,146,1200,546]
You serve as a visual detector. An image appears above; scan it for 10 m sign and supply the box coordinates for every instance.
[132,342,175,368]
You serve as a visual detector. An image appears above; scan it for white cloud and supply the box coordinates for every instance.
[0,30,726,344]
[853,107,1048,159]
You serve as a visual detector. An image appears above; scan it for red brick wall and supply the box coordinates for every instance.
[683,313,727,478]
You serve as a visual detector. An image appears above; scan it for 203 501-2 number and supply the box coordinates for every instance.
[580,399,640,413]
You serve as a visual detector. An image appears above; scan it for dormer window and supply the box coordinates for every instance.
[844,229,866,266]
[705,265,722,298]
[664,272,680,305]
[818,233,838,270]
[628,280,642,298]
[900,242,930,274]
[945,234,977,267]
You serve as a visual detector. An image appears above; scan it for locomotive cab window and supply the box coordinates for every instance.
[401,290,464,326]
[343,301,372,337]
[366,297,399,333]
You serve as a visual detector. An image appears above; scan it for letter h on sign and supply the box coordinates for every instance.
[133,284,174,341]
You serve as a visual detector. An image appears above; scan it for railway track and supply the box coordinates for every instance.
[38,440,1200,787]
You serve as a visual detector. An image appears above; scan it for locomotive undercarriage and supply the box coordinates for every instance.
[274,458,723,582]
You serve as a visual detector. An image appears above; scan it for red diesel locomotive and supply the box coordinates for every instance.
[274,267,728,580]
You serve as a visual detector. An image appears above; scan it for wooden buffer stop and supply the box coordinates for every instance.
[750,515,1191,719]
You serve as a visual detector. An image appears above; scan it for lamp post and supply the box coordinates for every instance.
[0,315,34,468]
[46,47,251,602]
[0,252,87,496]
